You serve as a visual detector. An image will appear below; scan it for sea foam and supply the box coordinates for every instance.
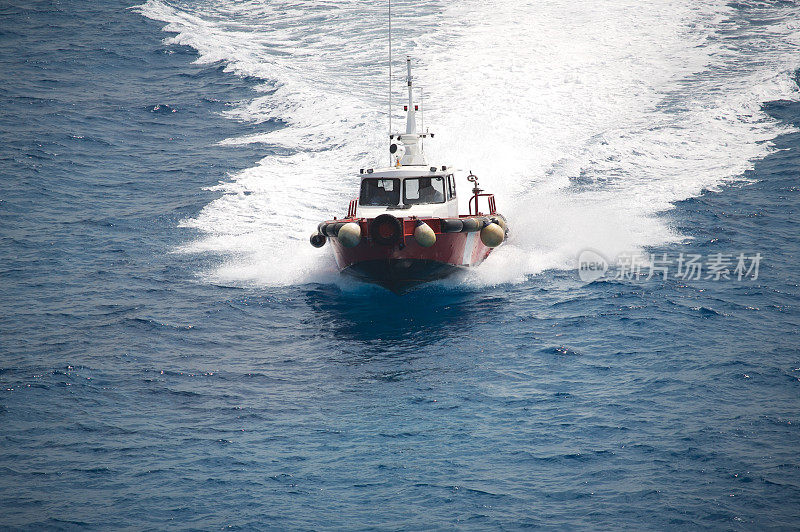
[135,0,800,288]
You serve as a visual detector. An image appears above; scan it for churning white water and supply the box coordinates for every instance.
[136,0,800,287]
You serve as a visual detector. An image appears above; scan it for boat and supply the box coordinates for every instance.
[309,58,508,293]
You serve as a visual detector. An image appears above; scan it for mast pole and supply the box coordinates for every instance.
[405,57,416,134]
[388,0,392,162]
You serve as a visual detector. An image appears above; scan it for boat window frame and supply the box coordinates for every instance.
[402,176,447,205]
[447,174,456,199]
[359,177,401,206]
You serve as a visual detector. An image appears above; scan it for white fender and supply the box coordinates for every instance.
[414,221,436,247]
[480,222,505,248]
[338,222,362,248]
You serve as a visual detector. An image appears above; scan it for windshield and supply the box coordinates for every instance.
[403,176,446,204]
[359,178,400,206]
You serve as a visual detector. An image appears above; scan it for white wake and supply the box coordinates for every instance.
[136,0,800,287]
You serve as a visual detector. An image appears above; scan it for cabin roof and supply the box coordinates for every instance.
[358,165,452,179]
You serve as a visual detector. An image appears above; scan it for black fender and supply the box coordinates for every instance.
[310,233,326,248]
[370,214,403,246]
[460,217,482,233]
[319,222,345,237]
[440,218,464,233]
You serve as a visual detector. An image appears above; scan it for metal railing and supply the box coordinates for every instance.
[468,193,496,216]
[347,199,358,218]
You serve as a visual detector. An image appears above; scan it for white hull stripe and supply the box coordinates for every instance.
[462,231,477,266]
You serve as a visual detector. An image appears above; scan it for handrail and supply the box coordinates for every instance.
[468,193,496,216]
[347,199,358,218]
[466,171,496,215]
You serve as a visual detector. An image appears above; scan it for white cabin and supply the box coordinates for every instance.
[354,58,458,219]
[356,167,458,219]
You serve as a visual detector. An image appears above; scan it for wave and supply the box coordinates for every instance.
[135,0,800,287]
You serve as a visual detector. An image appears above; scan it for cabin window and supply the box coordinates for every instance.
[403,176,446,204]
[447,175,456,199]
[360,178,400,206]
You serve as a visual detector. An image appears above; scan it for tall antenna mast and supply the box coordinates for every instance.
[405,57,416,134]
[388,0,392,146]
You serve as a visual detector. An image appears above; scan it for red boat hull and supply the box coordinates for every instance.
[329,217,495,293]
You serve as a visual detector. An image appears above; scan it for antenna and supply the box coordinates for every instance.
[405,57,416,134]
[388,0,392,150]
[420,87,424,133]
[420,87,424,152]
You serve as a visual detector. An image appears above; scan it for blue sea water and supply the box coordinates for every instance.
[1,0,800,529]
